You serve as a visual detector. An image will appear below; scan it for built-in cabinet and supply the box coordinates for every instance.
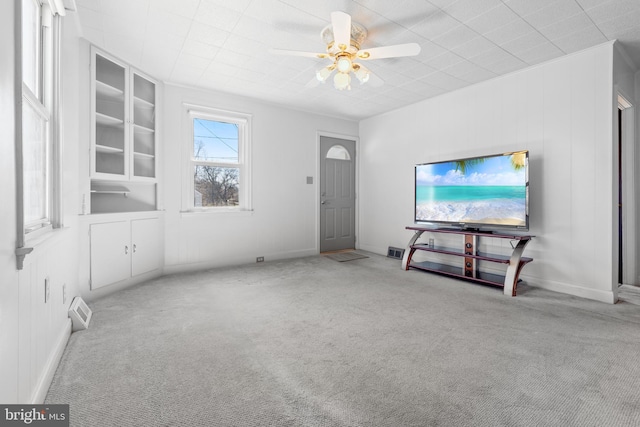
[89,217,162,290]
[90,47,157,214]
[83,46,163,295]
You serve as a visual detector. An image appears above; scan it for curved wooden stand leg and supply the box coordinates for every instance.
[402,231,423,270]
[503,239,530,296]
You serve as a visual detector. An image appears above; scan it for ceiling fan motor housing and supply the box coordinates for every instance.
[321,21,367,55]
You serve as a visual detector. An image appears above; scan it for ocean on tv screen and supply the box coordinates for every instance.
[415,154,527,226]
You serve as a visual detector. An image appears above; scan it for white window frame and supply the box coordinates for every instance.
[16,0,64,268]
[182,104,252,214]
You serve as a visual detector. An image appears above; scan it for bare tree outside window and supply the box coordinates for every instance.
[194,165,239,207]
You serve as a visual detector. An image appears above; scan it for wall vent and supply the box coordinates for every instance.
[69,297,92,331]
[387,246,405,260]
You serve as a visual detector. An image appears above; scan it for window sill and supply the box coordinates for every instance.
[17,226,69,269]
[23,222,53,244]
[180,208,254,218]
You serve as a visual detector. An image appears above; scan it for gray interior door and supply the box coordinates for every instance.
[320,136,356,252]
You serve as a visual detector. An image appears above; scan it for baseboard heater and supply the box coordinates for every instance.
[68,297,92,331]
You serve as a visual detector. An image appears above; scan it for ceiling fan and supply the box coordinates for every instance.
[270,11,421,91]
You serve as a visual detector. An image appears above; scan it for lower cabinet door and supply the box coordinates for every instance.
[131,218,161,277]
[90,221,131,289]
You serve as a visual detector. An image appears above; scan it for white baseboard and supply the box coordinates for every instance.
[163,248,318,275]
[522,275,616,304]
[355,244,386,256]
[363,240,618,304]
[31,319,71,404]
[83,269,162,303]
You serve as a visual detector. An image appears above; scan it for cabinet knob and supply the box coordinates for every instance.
[133,244,137,253]
[125,245,129,255]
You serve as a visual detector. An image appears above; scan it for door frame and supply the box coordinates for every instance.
[316,131,360,254]
[615,90,637,291]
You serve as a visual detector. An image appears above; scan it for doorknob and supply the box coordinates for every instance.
[321,200,327,205]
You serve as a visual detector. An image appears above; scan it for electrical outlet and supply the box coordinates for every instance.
[44,277,50,303]
[62,283,67,304]
[256,257,265,263]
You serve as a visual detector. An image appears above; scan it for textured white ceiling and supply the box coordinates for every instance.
[75,0,640,120]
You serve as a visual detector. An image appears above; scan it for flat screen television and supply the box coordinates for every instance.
[414,150,529,231]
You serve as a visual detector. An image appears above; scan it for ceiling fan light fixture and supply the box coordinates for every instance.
[271,11,421,92]
[353,64,370,84]
[316,64,335,82]
[336,56,352,73]
[333,72,351,91]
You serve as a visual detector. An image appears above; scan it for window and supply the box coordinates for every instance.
[185,106,252,212]
[16,0,64,267]
[326,145,351,160]
[22,0,51,233]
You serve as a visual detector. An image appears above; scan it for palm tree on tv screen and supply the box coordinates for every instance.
[454,152,526,175]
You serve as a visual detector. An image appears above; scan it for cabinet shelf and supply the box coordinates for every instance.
[133,151,155,159]
[96,112,124,126]
[403,226,534,297]
[96,80,124,99]
[91,182,131,194]
[133,95,154,108]
[95,144,125,154]
[133,123,155,134]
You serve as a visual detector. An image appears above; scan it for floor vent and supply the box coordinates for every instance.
[387,246,405,259]
[69,297,92,331]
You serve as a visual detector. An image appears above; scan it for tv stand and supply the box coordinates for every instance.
[402,226,533,296]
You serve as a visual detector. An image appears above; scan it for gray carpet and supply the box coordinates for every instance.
[46,253,640,427]
[619,284,640,306]
[323,251,369,262]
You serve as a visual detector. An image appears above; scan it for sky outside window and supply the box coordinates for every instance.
[193,118,238,163]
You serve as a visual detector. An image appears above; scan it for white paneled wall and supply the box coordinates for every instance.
[0,7,82,403]
[162,85,358,272]
[0,3,19,404]
[17,233,77,403]
[359,42,621,303]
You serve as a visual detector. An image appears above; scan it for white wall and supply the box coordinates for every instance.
[359,42,618,303]
[0,0,20,404]
[0,7,82,403]
[162,84,358,272]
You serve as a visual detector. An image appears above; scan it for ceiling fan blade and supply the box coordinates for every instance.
[305,77,321,88]
[367,71,384,87]
[269,48,329,59]
[331,11,351,52]
[356,43,421,60]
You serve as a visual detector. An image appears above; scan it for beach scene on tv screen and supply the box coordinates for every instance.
[416,153,527,226]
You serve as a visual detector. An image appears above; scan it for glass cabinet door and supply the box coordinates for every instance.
[94,53,127,177]
[131,72,156,179]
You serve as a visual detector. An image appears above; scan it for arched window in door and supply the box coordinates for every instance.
[326,145,351,160]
